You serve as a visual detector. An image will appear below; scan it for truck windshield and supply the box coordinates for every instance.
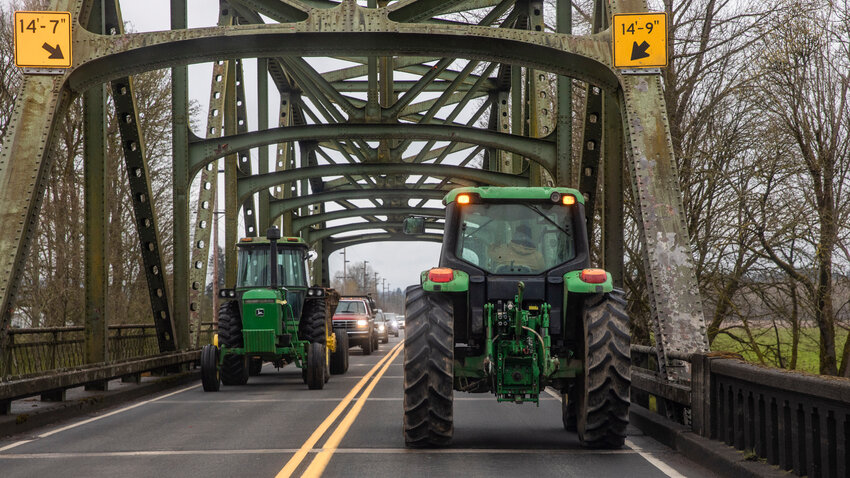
[455,202,575,274]
[236,247,307,288]
[336,301,366,314]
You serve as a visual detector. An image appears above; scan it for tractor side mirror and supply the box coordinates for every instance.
[306,250,318,261]
[403,216,425,235]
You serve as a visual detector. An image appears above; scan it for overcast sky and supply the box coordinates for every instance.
[5,0,444,293]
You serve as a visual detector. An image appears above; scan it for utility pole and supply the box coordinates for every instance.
[363,261,369,294]
[374,272,379,297]
[342,248,349,295]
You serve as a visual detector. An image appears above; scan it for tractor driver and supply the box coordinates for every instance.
[487,223,545,272]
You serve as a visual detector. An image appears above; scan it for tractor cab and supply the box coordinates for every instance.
[235,234,310,319]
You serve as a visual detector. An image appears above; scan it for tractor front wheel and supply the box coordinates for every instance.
[249,358,263,376]
[330,328,349,374]
[576,290,631,449]
[403,285,454,447]
[200,344,220,392]
[218,301,249,386]
[306,342,327,390]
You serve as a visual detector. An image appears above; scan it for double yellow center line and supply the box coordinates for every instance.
[276,341,404,478]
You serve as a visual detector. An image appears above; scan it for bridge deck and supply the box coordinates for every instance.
[0,335,716,478]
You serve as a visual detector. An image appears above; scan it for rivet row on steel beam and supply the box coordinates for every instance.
[105,0,176,353]
[234,60,258,238]
[578,85,604,237]
[187,11,233,346]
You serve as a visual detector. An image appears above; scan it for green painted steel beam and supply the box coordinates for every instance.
[240,163,526,204]
[269,188,450,221]
[322,232,444,253]
[293,207,444,231]
[189,123,555,176]
[66,8,619,97]
[309,220,444,243]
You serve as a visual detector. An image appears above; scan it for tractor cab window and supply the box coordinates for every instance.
[236,247,308,288]
[455,202,575,274]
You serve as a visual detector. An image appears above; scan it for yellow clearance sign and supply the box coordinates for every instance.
[14,11,73,69]
[612,12,667,69]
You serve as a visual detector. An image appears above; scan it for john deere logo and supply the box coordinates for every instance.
[255,309,265,317]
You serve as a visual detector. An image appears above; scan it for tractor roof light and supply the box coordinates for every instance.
[562,195,576,205]
[580,269,608,284]
[428,268,454,283]
[456,194,471,205]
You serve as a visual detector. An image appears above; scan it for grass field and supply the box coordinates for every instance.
[710,326,849,374]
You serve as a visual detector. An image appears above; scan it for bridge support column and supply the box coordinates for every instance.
[257,59,271,233]
[602,92,624,287]
[83,2,108,387]
[171,0,190,350]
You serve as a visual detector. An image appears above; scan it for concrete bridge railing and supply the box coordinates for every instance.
[631,346,850,477]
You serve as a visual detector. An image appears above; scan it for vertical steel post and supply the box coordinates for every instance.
[556,0,573,186]
[276,93,294,235]
[224,61,238,286]
[257,58,270,232]
[84,0,108,378]
[106,0,177,353]
[171,0,190,350]
[602,93,624,286]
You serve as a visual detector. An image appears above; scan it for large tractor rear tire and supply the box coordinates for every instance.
[403,285,454,448]
[200,344,220,392]
[218,301,249,386]
[306,342,326,390]
[330,328,349,374]
[299,298,327,345]
[576,290,631,449]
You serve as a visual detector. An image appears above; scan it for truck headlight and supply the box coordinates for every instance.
[357,319,367,327]
[378,324,385,332]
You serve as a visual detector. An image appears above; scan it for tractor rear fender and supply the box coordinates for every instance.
[563,270,614,294]
[420,268,469,293]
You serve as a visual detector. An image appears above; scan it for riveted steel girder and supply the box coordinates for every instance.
[323,232,444,254]
[269,188,450,222]
[309,220,444,243]
[293,207,445,232]
[188,124,555,177]
[62,4,618,97]
[105,0,176,354]
[241,164,526,204]
[613,0,709,376]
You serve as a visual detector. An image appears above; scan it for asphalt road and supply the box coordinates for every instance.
[0,334,718,478]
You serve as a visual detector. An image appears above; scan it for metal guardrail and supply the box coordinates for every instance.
[0,322,217,381]
[630,346,850,477]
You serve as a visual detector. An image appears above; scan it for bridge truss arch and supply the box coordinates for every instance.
[0,0,708,380]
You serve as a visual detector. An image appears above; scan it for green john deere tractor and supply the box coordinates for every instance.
[201,227,349,392]
[402,187,630,448]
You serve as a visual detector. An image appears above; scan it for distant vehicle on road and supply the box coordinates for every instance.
[396,315,405,330]
[375,309,390,343]
[384,312,400,337]
[333,296,378,354]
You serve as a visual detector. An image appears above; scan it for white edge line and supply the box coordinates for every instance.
[544,387,687,478]
[0,440,33,452]
[36,384,201,440]
[624,439,688,478]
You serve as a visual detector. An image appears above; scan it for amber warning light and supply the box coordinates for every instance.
[428,268,454,283]
[562,195,576,205]
[580,269,608,284]
[456,194,471,205]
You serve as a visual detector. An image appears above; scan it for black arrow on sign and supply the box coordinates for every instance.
[631,41,650,61]
[41,43,64,59]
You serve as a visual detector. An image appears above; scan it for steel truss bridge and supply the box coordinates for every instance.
[3,2,850,475]
[0,0,707,376]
